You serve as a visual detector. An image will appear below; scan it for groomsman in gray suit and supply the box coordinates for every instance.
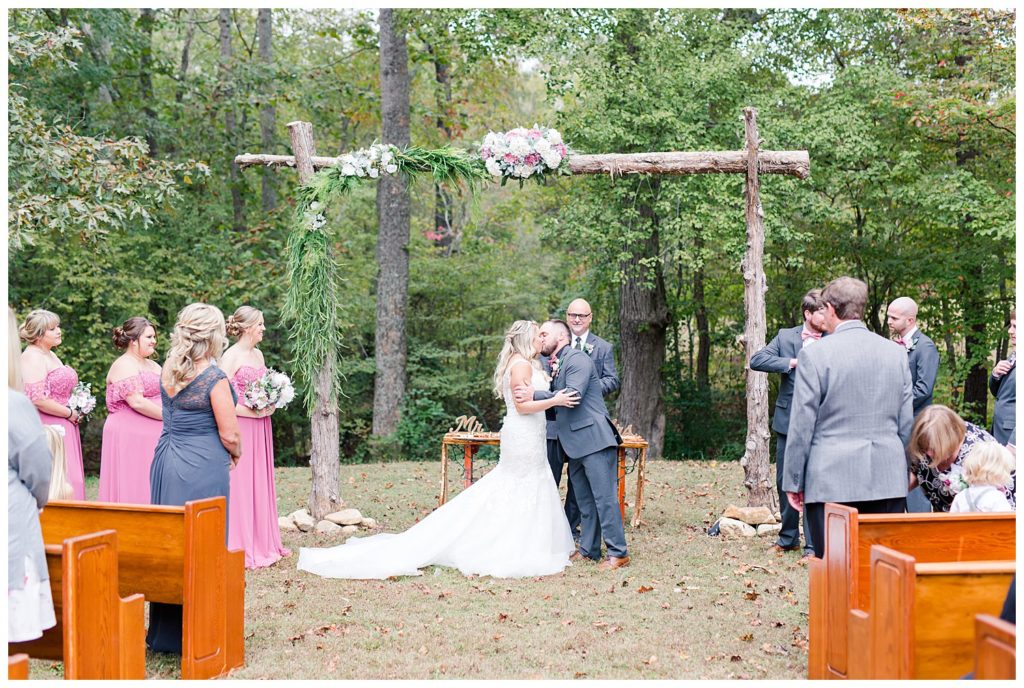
[990,311,1016,444]
[545,298,620,536]
[750,288,827,557]
[886,296,940,512]
[519,319,629,569]
[782,277,914,558]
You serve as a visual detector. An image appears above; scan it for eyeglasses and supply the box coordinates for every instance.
[566,312,591,320]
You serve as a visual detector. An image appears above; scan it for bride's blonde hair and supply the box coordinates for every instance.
[163,303,227,394]
[492,320,541,398]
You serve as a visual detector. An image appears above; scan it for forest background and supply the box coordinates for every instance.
[8,8,1015,472]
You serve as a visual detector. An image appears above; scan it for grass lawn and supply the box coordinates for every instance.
[31,459,809,680]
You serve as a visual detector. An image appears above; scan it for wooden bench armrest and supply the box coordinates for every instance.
[975,613,1017,680]
[7,654,30,680]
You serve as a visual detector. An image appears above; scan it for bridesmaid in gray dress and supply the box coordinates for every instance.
[147,303,241,654]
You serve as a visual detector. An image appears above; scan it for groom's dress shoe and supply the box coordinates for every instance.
[569,551,585,562]
[598,555,630,571]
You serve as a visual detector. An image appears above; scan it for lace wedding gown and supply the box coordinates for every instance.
[297,365,574,579]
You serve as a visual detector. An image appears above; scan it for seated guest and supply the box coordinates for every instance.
[950,441,1015,513]
[907,405,1016,512]
[43,425,73,501]
[990,311,1016,444]
[8,306,57,643]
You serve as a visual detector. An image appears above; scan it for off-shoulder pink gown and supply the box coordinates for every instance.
[228,365,291,568]
[98,372,163,503]
[24,366,85,500]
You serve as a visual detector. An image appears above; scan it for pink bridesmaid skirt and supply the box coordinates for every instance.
[98,408,162,504]
[228,416,290,568]
[39,412,85,500]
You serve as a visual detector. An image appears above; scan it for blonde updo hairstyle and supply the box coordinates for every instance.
[226,305,263,339]
[163,303,227,394]
[113,316,155,350]
[19,309,60,345]
[492,320,540,398]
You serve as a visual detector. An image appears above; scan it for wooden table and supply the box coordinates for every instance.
[439,431,649,527]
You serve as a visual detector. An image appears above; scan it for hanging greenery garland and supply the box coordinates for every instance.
[283,129,571,413]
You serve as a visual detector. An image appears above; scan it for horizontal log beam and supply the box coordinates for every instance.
[235,149,810,179]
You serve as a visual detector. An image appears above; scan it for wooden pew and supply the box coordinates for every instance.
[809,505,1016,679]
[39,497,245,680]
[8,530,145,679]
[8,654,29,680]
[854,545,1014,679]
[974,614,1016,680]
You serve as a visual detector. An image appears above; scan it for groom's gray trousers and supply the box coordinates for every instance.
[569,447,627,560]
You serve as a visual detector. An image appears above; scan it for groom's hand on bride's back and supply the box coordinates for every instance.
[512,383,534,403]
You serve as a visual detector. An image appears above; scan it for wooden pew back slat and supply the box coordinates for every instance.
[974,613,1016,680]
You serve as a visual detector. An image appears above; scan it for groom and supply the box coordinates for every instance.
[515,319,629,570]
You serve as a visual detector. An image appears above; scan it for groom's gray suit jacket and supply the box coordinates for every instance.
[781,321,914,504]
[545,333,619,440]
[537,345,621,459]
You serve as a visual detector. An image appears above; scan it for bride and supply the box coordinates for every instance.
[297,320,580,579]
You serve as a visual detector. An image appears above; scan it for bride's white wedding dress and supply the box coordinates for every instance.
[297,365,575,579]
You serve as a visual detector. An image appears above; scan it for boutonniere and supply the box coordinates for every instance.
[549,355,561,379]
[584,343,595,355]
[906,337,918,352]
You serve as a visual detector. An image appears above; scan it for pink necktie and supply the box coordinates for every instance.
[894,336,906,347]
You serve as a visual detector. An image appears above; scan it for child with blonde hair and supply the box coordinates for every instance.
[950,441,1015,513]
[42,425,74,501]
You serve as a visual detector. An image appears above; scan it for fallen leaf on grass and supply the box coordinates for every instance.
[497,613,509,622]
[643,655,658,665]
[637,585,653,593]
[730,655,742,662]
[574,671,587,679]
[592,621,609,629]
[744,591,760,601]
[739,633,754,642]
[492,634,503,641]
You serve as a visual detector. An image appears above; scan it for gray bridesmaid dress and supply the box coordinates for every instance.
[147,364,236,653]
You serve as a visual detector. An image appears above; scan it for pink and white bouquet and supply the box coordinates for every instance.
[243,369,296,411]
[67,382,97,418]
[479,126,570,185]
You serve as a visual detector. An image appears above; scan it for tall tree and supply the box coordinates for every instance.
[373,8,412,437]
[137,8,158,157]
[257,8,277,212]
[219,9,245,231]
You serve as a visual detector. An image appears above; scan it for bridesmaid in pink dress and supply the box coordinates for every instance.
[99,317,163,503]
[19,309,86,500]
[222,306,291,569]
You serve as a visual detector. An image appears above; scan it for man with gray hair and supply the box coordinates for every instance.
[783,277,914,558]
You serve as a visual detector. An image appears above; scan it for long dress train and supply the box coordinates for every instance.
[297,366,573,579]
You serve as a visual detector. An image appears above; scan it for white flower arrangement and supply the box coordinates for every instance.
[243,369,296,411]
[336,143,401,179]
[479,126,570,185]
[67,382,96,418]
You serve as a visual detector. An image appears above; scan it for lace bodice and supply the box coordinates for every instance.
[503,363,550,418]
[106,371,161,413]
[24,365,78,405]
[231,365,266,399]
[162,365,235,412]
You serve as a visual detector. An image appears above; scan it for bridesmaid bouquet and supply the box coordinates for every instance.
[243,369,295,411]
[67,382,97,418]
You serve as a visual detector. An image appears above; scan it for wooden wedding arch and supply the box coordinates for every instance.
[235,107,810,518]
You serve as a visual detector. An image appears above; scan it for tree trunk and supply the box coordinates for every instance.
[175,9,196,107]
[287,121,343,520]
[372,8,411,438]
[430,43,457,253]
[257,8,277,213]
[138,9,158,157]
[693,226,710,389]
[219,9,245,232]
[740,107,774,509]
[616,181,669,460]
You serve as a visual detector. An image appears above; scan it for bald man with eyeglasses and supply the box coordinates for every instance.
[544,298,620,537]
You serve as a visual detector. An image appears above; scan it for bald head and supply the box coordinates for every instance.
[566,298,593,337]
[887,296,918,337]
